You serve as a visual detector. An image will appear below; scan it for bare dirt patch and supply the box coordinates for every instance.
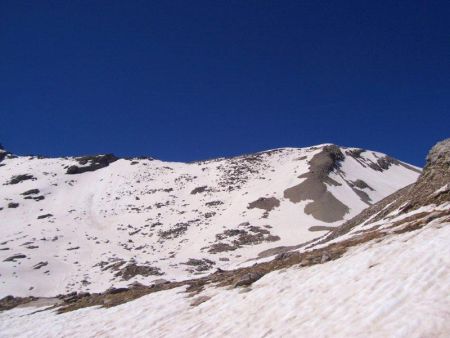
[284,145,349,222]
[248,197,280,212]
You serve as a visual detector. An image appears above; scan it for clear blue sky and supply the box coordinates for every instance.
[1,1,449,166]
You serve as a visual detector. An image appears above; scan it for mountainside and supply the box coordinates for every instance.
[0,144,420,297]
[1,139,449,337]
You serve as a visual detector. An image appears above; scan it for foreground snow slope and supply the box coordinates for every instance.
[0,144,419,297]
[1,213,448,337]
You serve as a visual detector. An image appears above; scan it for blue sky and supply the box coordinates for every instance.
[1,1,449,166]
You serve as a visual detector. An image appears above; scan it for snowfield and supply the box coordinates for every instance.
[0,144,420,297]
[1,220,448,338]
[1,139,449,338]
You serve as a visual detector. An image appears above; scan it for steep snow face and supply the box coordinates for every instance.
[0,145,420,297]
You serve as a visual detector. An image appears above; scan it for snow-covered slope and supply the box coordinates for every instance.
[1,217,448,338]
[0,144,420,297]
[1,139,449,338]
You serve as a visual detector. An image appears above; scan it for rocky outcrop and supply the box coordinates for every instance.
[309,144,345,178]
[208,223,280,253]
[37,214,53,219]
[66,154,118,174]
[375,139,450,213]
[0,144,7,162]
[114,263,163,281]
[33,261,48,270]
[182,258,216,272]
[324,138,450,241]
[4,254,26,262]
[21,189,40,196]
[190,186,209,194]
[397,138,450,210]
[5,174,36,185]
[423,138,450,181]
[346,147,421,174]
[0,295,37,312]
[233,272,263,287]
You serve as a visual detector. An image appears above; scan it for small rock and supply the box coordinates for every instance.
[191,186,208,194]
[321,253,331,263]
[21,189,40,196]
[33,261,48,269]
[4,254,26,262]
[190,296,211,307]
[6,174,35,185]
[233,272,263,287]
[105,287,128,294]
[152,279,169,286]
[37,214,53,219]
